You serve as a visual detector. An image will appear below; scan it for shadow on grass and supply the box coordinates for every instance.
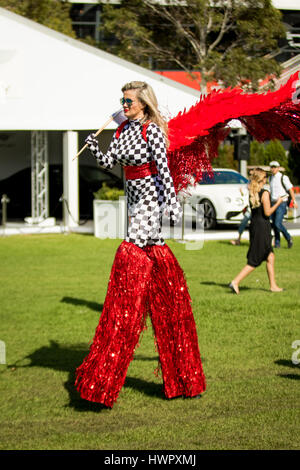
[10,340,163,412]
[60,296,104,313]
[278,374,300,380]
[274,359,300,380]
[200,281,253,292]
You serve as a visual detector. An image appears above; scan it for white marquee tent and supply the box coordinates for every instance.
[0,6,199,228]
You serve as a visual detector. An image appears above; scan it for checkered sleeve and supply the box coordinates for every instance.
[85,133,117,169]
[147,123,182,224]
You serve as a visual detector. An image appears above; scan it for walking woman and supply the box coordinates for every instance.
[75,81,206,408]
[229,168,284,295]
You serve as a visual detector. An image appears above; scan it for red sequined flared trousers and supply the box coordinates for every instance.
[75,241,206,408]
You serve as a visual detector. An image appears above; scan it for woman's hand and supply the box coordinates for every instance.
[85,133,100,156]
[276,196,284,205]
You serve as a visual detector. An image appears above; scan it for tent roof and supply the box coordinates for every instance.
[0,7,199,131]
[272,0,300,9]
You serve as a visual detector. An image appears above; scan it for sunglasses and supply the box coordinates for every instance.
[120,98,133,107]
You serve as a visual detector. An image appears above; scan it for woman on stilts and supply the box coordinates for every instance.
[75,81,206,408]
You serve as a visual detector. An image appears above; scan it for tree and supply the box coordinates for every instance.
[212,143,238,170]
[249,140,266,167]
[99,0,285,91]
[212,139,293,177]
[264,139,287,165]
[98,0,153,69]
[0,0,75,37]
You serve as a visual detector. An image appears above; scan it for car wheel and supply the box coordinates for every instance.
[201,199,217,230]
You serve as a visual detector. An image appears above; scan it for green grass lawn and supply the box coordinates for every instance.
[0,233,299,450]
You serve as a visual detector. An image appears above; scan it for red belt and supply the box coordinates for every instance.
[124,161,158,180]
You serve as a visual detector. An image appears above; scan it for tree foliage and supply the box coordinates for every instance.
[212,143,238,170]
[248,140,267,167]
[264,139,287,167]
[99,0,285,91]
[214,139,293,178]
[0,0,75,37]
[1,0,286,91]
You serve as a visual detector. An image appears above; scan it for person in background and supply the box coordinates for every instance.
[230,209,251,246]
[269,161,298,249]
[229,168,283,294]
[230,181,252,246]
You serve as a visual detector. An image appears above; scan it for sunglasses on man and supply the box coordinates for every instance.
[120,98,133,107]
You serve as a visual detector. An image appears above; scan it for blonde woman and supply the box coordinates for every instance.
[75,81,206,408]
[229,168,284,294]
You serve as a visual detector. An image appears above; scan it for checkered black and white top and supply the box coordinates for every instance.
[85,119,182,248]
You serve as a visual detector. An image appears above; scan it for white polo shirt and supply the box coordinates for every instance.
[269,171,293,203]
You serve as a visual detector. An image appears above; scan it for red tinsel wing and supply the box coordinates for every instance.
[167,72,299,152]
[167,124,230,193]
[167,72,300,193]
[240,100,300,142]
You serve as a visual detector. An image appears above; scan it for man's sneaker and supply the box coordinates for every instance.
[288,238,293,249]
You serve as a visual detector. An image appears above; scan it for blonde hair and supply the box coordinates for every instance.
[249,168,267,208]
[121,81,169,147]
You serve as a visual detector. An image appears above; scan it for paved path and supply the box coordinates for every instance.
[1,218,300,241]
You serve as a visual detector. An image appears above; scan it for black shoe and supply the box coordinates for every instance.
[288,238,293,249]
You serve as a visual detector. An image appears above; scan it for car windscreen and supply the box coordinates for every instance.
[198,171,248,185]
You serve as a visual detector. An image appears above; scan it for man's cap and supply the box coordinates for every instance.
[269,161,280,167]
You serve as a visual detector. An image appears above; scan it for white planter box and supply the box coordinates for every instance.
[93,198,127,239]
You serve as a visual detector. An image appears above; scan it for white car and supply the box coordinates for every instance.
[180,168,249,230]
